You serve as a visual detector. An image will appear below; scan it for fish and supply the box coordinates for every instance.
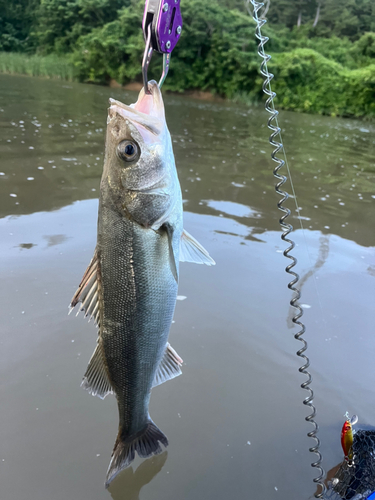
[341,418,354,460]
[70,80,215,488]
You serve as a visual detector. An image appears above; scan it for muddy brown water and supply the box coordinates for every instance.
[0,74,374,500]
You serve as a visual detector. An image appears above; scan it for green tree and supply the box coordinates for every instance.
[34,0,129,54]
[0,0,39,51]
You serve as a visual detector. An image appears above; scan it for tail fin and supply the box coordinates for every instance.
[105,420,168,488]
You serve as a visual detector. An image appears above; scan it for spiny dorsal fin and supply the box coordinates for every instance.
[152,343,183,388]
[81,342,114,399]
[180,229,215,266]
[69,249,101,327]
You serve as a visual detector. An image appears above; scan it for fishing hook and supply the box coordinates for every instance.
[142,0,182,93]
[248,1,326,498]
[142,23,154,95]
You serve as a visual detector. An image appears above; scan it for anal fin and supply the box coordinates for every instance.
[152,343,183,388]
[81,342,114,399]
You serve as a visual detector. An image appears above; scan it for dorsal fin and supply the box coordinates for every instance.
[69,249,101,327]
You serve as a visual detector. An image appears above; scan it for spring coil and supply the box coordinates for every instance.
[248,1,326,498]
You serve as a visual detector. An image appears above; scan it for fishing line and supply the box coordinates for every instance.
[247,1,326,497]
[246,12,349,423]
[246,5,350,421]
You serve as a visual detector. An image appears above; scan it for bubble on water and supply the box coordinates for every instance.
[92,188,96,192]
[37,166,44,170]
[177,296,187,301]
[301,304,311,309]
[21,311,25,314]
[29,146,34,150]
[0,172,5,176]
[96,454,100,457]
[275,487,278,491]
[27,177,34,181]
[247,441,251,445]
[10,193,17,197]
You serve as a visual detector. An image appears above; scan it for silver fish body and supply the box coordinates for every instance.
[70,81,214,487]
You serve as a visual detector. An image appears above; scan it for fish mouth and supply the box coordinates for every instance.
[108,80,164,135]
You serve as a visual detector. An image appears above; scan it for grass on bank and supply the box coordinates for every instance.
[0,52,76,81]
[0,49,374,119]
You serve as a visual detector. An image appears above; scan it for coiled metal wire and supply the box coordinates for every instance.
[248,1,326,497]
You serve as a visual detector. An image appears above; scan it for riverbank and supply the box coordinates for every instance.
[1,51,374,119]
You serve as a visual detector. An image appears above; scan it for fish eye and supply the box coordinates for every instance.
[117,140,139,162]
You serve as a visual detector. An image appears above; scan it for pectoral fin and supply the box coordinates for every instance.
[152,343,183,388]
[180,230,215,266]
[69,249,101,327]
[164,224,178,283]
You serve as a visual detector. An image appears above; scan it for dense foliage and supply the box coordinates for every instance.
[0,0,374,117]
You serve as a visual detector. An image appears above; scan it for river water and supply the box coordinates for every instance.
[0,74,374,500]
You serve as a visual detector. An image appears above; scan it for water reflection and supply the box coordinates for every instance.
[203,200,261,219]
[43,234,69,247]
[108,452,168,500]
[18,242,37,250]
[286,235,330,328]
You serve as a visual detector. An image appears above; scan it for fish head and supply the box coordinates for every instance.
[102,81,181,228]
